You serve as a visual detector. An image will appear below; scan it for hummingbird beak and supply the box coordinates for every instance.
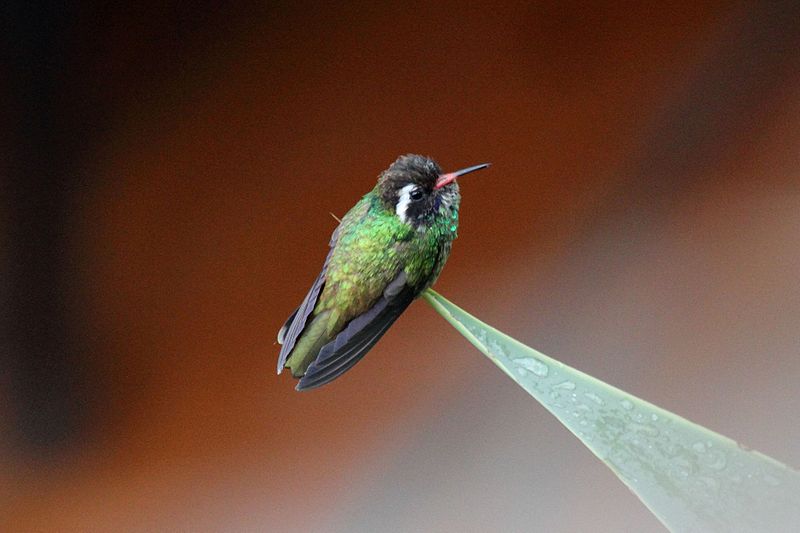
[434,163,491,189]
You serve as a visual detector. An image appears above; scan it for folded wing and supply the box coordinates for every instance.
[276,227,340,373]
[296,272,415,390]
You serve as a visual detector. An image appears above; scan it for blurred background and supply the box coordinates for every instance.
[3,1,800,531]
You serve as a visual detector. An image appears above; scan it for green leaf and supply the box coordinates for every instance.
[423,289,800,532]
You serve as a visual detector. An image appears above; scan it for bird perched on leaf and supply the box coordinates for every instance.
[277,154,489,390]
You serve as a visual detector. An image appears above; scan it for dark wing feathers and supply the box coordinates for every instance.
[296,318,397,390]
[317,273,404,365]
[277,308,298,345]
[276,226,340,373]
[296,272,415,391]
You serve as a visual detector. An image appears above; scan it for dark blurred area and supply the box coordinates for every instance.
[3,2,800,531]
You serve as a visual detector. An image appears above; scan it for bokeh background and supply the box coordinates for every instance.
[4,1,800,531]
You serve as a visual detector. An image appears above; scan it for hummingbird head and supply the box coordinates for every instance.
[377,154,489,228]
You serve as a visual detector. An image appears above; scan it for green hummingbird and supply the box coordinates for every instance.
[277,154,489,391]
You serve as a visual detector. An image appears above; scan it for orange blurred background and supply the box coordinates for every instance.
[4,2,800,531]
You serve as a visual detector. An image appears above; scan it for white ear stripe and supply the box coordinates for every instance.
[395,184,418,223]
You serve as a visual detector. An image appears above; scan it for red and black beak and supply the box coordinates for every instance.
[434,163,491,189]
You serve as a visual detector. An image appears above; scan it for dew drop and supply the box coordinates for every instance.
[486,338,506,357]
[669,457,692,481]
[696,475,720,492]
[699,449,727,470]
[552,381,576,391]
[584,392,604,406]
[692,442,706,454]
[620,399,634,410]
[513,357,549,377]
[627,422,659,436]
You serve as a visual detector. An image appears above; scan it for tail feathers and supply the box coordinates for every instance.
[285,311,332,377]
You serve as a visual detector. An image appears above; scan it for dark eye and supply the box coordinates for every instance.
[410,189,424,201]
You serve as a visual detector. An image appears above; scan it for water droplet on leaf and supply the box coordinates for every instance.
[513,357,549,377]
[584,392,604,406]
[552,381,576,391]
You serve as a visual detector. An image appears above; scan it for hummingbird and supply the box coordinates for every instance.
[277,154,490,391]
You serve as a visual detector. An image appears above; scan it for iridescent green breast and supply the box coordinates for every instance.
[314,190,458,335]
